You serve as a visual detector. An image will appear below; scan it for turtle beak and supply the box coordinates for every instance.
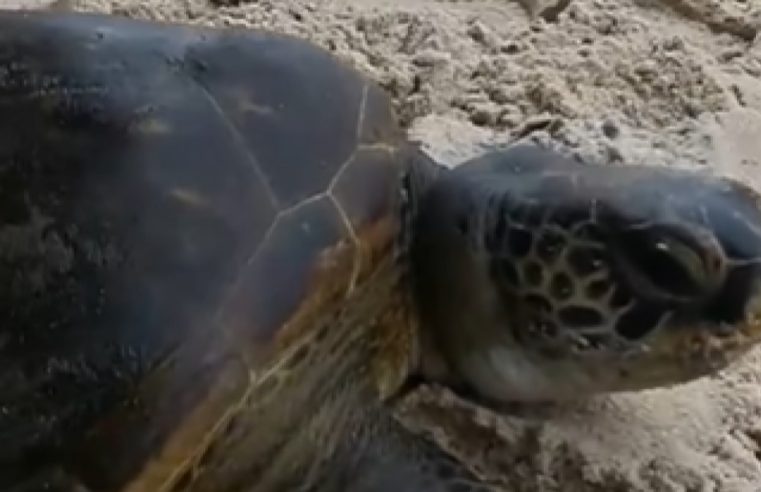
[698,178,761,353]
[711,179,761,292]
[744,289,761,340]
[732,273,761,346]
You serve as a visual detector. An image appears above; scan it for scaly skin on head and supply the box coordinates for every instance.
[410,144,761,403]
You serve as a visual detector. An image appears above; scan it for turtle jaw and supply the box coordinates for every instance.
[450,307,761,404]
[575,310,761,397]
[475,266,761,402]
[474,266,761,403]
[657,285,761,380]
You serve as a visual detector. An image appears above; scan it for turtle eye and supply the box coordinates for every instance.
[616,227,715,301]
[655,236,709,286]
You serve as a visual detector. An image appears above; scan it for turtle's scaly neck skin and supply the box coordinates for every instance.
[162,253,490,492]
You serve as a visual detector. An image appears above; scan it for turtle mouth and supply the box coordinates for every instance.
[593,276,761,393]
[645,292,761,378]
[736,288,761,346]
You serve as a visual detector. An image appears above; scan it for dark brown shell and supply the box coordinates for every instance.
[0,11,409,490]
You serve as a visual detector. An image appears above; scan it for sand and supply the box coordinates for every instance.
[3,0,761,490]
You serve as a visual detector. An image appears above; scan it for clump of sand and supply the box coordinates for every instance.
[8,0,761,490]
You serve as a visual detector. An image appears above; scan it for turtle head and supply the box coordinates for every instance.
[410,144,761,403]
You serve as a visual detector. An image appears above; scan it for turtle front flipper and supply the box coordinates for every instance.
[325,409,496,492]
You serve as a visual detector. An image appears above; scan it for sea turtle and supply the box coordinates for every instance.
[1,9,761,492]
